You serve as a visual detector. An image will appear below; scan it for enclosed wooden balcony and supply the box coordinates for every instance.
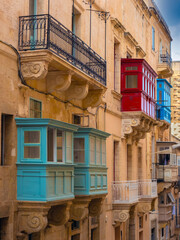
[121,59,157,141]
[16,118,79,202]
[159,204,172,222]
[157,51,173,78]
[18,15,106,108]
[157,165,178,182]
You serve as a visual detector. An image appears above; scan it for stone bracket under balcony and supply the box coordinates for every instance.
[113,210,130,223]
[137,200,152,214]
[17,202,50,239]
[20,50,106,108]
[157,63,173,78]
[17,201,73,239]
[122,112,155,141]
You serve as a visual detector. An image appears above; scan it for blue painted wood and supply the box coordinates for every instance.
[74,127,110,196]
[16,118,77,202]
[156,79,172,123]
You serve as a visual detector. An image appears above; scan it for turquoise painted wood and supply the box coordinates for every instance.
[16,118,78,202]
[74,128,110,196]
[156,79,172,123]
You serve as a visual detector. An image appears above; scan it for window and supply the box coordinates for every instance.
[74,138,85,163]
[152,27,155,51]
[161,228,164,237]
[71,221,80,230]
[114,41,120,93]
[1,114,13,165]
[30,99,42,118]
[139,216,143,228]
[125,75,138,88]
[47,128,63,163]
[71,234,80,240]
[159,91,162,104]
[29,0,37,15]
[126,66,138,71]
[159,194,164,204]
[90,137,106,165]
[24,130,40,159]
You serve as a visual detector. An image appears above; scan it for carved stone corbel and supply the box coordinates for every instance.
[113,210,129,223]
[83,90,104,108]
[89,198,104,217]
[21,61,49,80]
[70,200,90,221]
[48,202,72,226]
[65,82,89,100]
[137,202,151,213]
[46,71,72,93]
[17,210,49,237]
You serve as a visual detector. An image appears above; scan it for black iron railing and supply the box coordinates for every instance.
[159,50,172,67]
[18,14,106,85]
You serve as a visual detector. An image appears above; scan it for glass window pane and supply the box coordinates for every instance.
[24,146,40,158]
[102,140,106,165]
[126,75,138,88]
[48,128,54,162]
[66,132,72,162]
[96,138,101,165]
[24,131,40,143]
[57,130,63,162]
[126,66,138,71]
[30,99,42,118]
[74,138,85,163]
[90,137,95,164]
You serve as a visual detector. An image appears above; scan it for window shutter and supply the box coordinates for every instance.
[170,154,177,165]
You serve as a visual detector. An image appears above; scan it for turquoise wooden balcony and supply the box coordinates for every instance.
[74,128,110,196]
[16,118,79,202]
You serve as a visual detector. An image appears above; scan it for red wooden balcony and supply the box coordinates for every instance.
[121,59,157,140]
[121,58,157,119]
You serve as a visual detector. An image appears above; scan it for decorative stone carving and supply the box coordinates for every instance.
[89,198,104,217]
[21,61,48,80]
[83,90,104,108]
[137,202,151,213]
[18,212,48,235]
[65,82,89,100]
[113,210,129,223]
[70,200,89,221]
[48,203,71,226]
[122,113,155,141]
[47,71,72,93]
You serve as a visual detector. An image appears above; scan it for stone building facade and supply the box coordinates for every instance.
[0,0,178,240]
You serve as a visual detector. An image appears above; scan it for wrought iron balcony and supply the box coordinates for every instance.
[159,51,172,67]
[112,180,157,204]
[18,14,106,85]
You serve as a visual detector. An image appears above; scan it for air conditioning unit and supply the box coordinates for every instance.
[72,114,89,127]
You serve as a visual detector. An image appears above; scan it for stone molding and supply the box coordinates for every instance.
[113,210,129,223]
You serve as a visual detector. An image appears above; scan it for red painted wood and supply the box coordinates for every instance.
[121,59,157,119]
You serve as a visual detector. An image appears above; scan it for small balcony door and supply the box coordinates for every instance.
[29,0,37,47]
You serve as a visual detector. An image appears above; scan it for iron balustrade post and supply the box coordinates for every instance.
[47,14,50,49]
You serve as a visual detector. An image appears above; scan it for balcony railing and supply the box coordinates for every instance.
[159,50,172,67]
[176,215,180,228]
[138,179,157,198]
[18,14,106,85]
[112,180,157,204]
